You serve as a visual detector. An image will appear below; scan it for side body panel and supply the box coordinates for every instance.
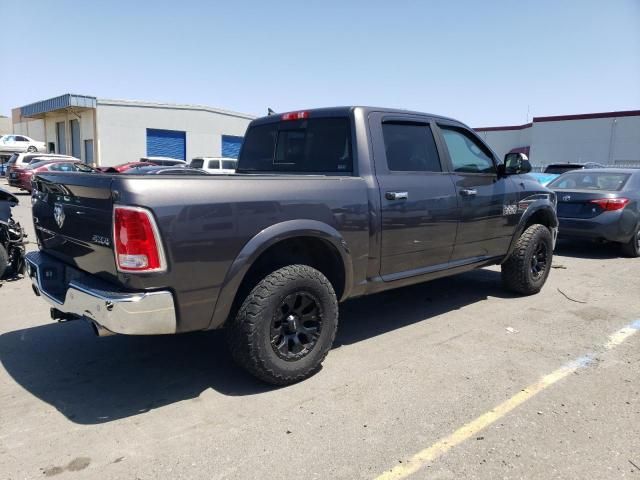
[112,174,370,332]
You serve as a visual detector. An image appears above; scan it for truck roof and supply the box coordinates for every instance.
[250,106,466,127]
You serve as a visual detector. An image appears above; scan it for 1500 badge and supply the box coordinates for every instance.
[91,235,111,247]
[503,203,519,216]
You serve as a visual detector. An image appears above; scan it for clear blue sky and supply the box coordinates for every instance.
[4,0,639,126]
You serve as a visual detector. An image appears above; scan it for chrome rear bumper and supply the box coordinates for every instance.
[26,251,177,335]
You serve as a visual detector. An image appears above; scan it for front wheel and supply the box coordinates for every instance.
[226,265,339,385]
[501,224,553,295]
[27,146,37,153]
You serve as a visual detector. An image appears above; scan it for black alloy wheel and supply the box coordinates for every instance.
[271,292,323,361]
[530,241,549,279]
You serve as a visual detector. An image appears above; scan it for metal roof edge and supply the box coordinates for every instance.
[20,94,97,117]
[96,98,256,120]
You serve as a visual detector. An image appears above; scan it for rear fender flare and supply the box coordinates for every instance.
[208,220,353,329]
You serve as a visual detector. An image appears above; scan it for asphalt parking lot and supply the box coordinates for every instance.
[1,181,639,480]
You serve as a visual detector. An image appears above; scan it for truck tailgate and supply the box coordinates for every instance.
[32,173,117,279]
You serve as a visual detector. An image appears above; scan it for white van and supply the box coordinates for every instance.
[190,157,237,174]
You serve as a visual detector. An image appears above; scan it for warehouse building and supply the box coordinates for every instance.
[476,110,640,169]
[0,116,11,135]
[11,94,254,166]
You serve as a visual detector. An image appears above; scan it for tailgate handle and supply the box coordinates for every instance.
[386,191,408,201]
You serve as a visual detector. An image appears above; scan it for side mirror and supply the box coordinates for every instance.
[503,152,532,175]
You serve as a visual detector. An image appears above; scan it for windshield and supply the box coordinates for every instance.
[190,159,204,169]
[548,172,630,191]
[238,117,352,174]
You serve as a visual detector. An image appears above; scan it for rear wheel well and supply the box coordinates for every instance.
[230,237,346,320]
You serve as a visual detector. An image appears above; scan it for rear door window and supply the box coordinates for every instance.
[382,122,441,172]
[208,160,220,169]
[239,117,352,174]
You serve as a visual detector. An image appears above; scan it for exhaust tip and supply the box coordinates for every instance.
[90,322,116,337]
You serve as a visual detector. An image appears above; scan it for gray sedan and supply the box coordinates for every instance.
[548,168,640,257]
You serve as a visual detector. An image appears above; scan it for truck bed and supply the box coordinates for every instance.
[31,172,370,332]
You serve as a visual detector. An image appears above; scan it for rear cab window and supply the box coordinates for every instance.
[238,117,353,174]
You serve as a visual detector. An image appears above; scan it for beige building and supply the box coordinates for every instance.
[12,94,254,166]
[475,110,640,169]
[0,116,12,136]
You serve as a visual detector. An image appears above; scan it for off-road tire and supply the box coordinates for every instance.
[226,264,338,385]
[0,244,8,279]
[502,224,553,295]
[620,227,640,258]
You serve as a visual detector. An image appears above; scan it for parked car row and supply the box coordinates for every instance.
[3,153,232,192]
[97,156,237,174]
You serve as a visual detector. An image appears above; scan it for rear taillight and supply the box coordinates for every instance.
[113,206,166,272]
[590,198,630,211]
[281,111,309,121]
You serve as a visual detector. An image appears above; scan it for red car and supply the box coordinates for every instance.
[98,161,157,173]
[11,160,97,192]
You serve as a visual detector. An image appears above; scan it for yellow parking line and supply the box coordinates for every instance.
[374,321,640,480]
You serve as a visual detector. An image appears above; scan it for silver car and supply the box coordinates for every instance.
[0,135,46,154]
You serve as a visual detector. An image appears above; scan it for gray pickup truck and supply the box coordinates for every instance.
[26,107,558,384]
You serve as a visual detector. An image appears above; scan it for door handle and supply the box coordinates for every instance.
[460,188,477,197]
[386,191,408,200]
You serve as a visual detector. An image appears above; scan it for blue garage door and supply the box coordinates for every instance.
[146,129,186,160]
[221,135,244,159]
